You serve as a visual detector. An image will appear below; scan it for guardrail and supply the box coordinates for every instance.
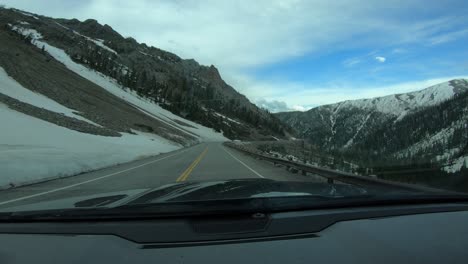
[224,142,445,193]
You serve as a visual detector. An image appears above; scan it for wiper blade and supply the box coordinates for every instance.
[0,195,354,221]
[1,193,468,221]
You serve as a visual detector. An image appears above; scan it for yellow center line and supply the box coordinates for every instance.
[176,147,209,182]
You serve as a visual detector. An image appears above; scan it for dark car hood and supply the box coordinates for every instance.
[0,179,389,212]
[125,178,370,205]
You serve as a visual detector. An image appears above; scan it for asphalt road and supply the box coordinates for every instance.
[0,142,325,209]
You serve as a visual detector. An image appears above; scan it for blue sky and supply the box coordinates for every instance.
[4,0,468,112]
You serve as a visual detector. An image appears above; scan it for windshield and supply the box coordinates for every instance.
[0,1,467,216]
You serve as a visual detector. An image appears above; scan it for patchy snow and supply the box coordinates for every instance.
[214,112,242,125]
[328,104,342,143]
[139,51,151,56]
[15,10,39,20]
[394,119,465,161]
[435,148,460,162]
[54,21,69,30]
[117,64,130,75]
[0,104,181,189]
[344,112,372,148]
[10,25,42,39]
[394,110,409,123]
[72,30,118,54]
[18,21,29,25]
[9,25,226,142]
[318,112,325,123]
[0,67,101,127]
[442,155,468,173]
[328,115,335,143]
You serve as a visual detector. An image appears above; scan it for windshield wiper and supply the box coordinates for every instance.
[1,193,468,221]
[0,195,364,221]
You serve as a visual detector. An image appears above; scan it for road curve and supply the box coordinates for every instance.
[0,142,325,209]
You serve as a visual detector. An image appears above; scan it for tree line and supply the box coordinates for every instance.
[69,44,286,138]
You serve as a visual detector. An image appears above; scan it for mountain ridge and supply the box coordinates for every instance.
[1,7,287,141]
[0,7,234,187]
[276,79,468,172]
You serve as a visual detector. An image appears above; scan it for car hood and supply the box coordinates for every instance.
[0,179,382,212]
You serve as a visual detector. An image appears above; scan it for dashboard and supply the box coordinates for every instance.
[1,203,468,264]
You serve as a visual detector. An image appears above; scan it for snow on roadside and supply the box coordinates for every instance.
[0,66,101,127]
[0,103,181,189]
[8,25,227,142]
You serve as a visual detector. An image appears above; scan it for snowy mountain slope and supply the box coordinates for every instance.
[0,7,287,140]
[0,63,187,188]
[276,80,468,172]
[1,18,227,139]
[0,103,180,189]
[443,155,468,173]
[340,80,460,119]
[0,67,100,127]
[0,9,234,188]
[8,25,226,142]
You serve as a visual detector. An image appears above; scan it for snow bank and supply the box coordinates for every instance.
[0,67,100,127]
[9,25,226,142]
[0,104,181,189]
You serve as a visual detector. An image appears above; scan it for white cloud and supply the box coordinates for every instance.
[429,29,468,45]
[4,0,467,113]
[344,53,387,67]
[291,105,309,111]
[375,56,386,63]
[255,99,311,113]
[255,99,290,113]
[391,48,407,54]
[343,58,361,67]
[3,0,462,72]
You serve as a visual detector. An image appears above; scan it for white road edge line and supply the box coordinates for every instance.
[222,147,265,178]
[0,148,191,206]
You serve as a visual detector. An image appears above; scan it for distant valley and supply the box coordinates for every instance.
[276,80,468,176]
